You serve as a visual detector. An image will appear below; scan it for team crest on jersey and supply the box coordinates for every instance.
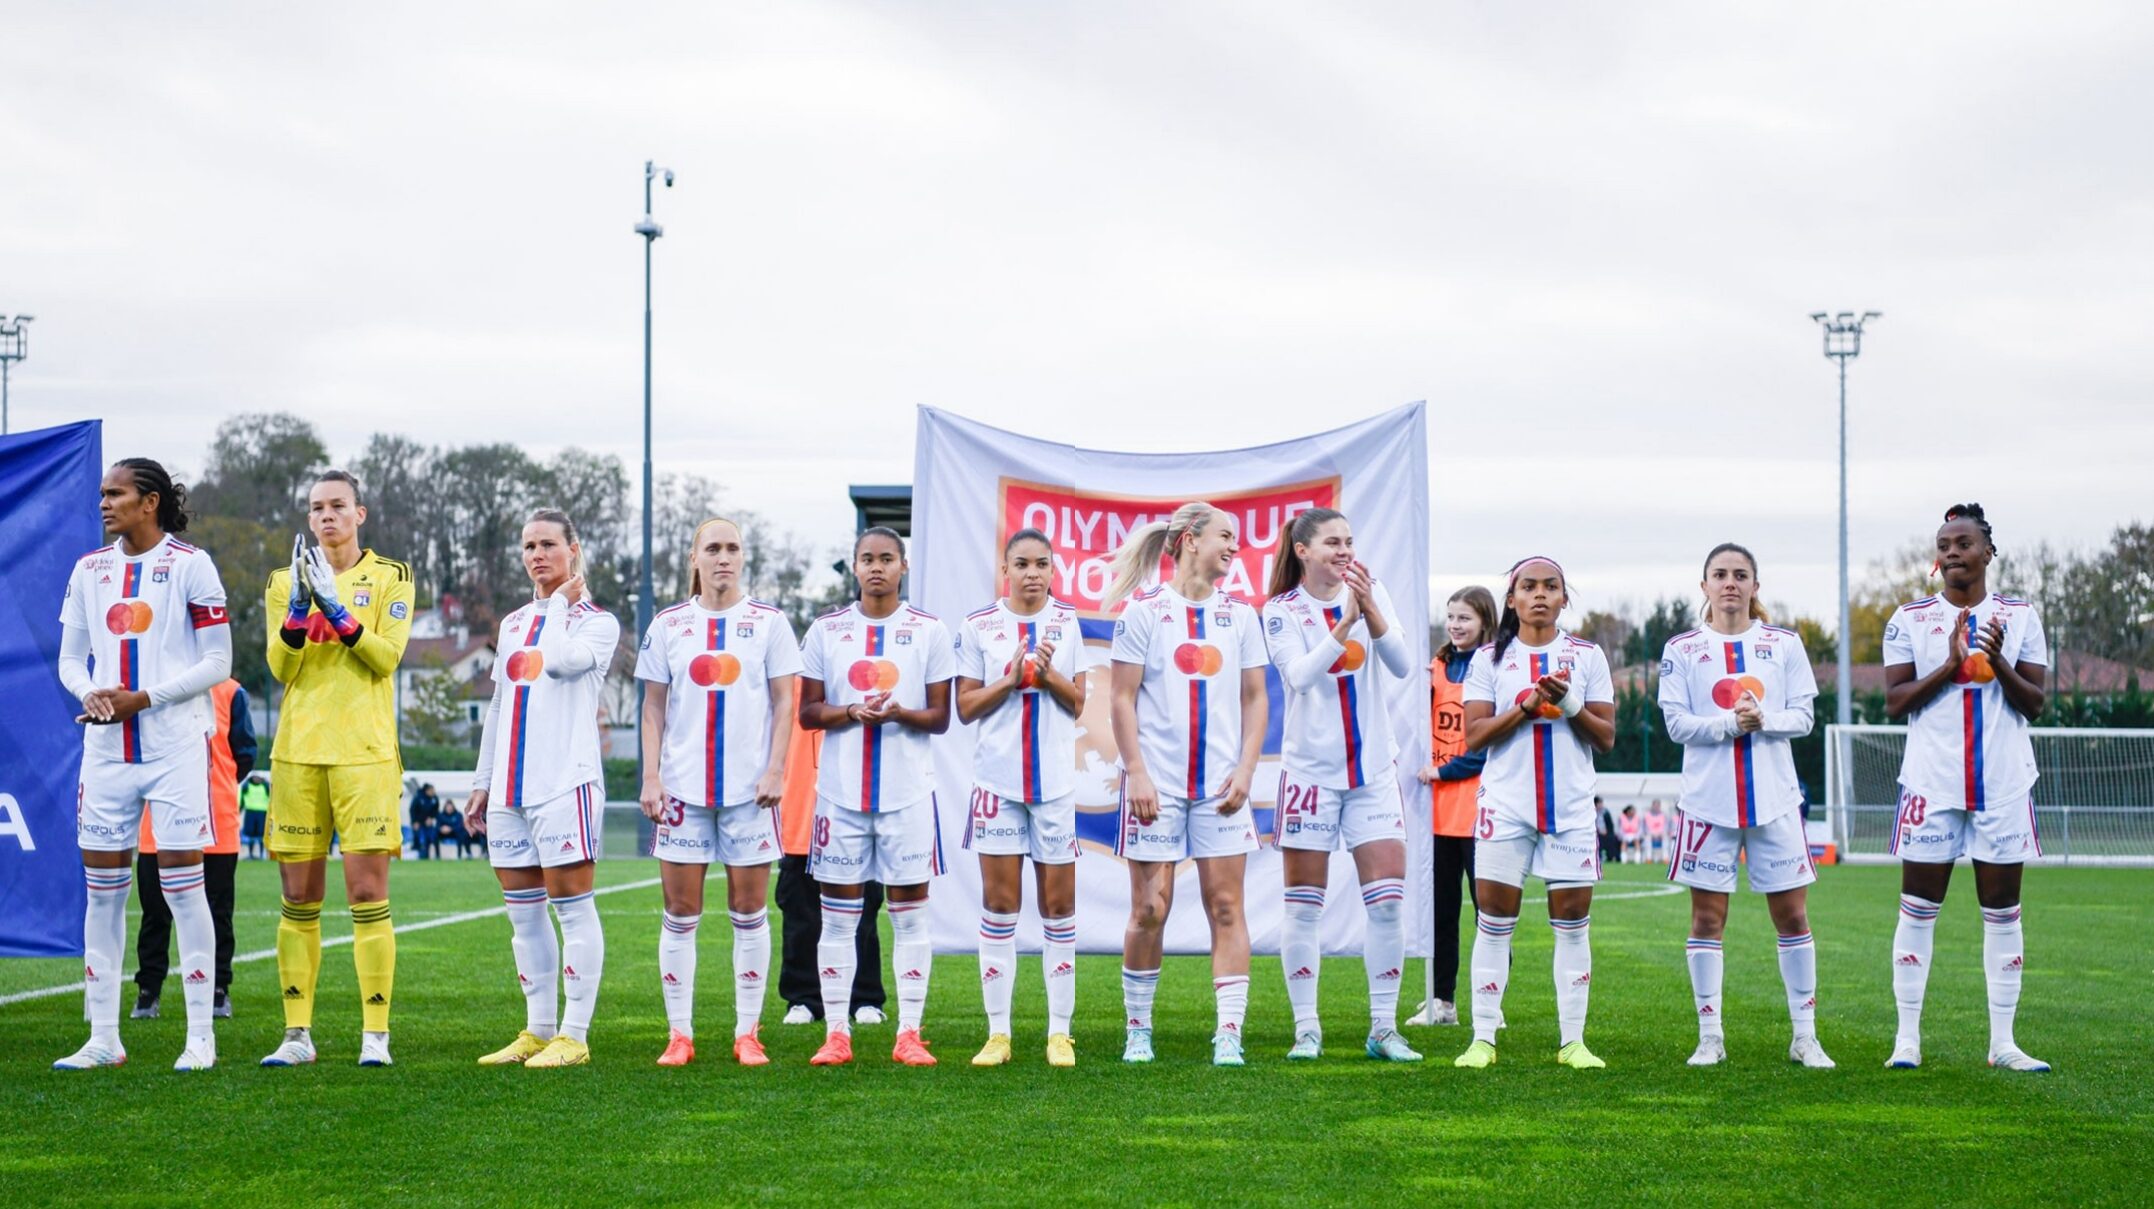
[1756,645,1773,659]
[736,621,755,638]
[1214,612,1232,627]
[1045,626,1062,642]
[151,566,171,583]
[354,590,372,607]
[894,630,913,645]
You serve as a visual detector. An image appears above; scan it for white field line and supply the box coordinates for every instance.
[0,876,663,1007]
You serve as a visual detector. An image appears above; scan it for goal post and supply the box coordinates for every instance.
[1826,725,2154,867]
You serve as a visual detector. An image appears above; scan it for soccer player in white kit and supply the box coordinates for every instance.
[1106,502,1270,1067]
[1658,543,1834,1069]
[1453,557,1616,1072]
[798,527,955,1068]
[636,517,800,1067]
[1260,508,1420,1063]
[469,510,622,1069]
[54,459,233,1072]
[1883,504,2051,1073]
[955,528,1094,1068]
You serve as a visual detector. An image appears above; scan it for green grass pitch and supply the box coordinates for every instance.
[2,860,2148,1207]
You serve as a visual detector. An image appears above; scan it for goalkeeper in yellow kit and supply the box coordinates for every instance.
[259,469,414,1068]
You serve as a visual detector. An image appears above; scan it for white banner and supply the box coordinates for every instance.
[911,404,1431,955]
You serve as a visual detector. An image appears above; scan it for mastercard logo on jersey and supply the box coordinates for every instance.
[104,601,154,635]
[1327,640,1367,675]
[1711,676,1766,708]
[1173,643,1224,676]
[690,652,742,687]
[847,659,901,692]
[504,650,546,682]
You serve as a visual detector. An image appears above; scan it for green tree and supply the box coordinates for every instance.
[192,413,328,529]
[1621,597,1695,668]
[350,432,438,605]
[186,514,286,698]
[400,653,470,747]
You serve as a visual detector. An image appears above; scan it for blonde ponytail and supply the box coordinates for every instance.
[1103,501,1220,609]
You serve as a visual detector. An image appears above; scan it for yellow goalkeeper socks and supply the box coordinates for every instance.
[277,898,324,1029]
[351,900,395,1032]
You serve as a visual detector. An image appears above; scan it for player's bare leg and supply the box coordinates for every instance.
[1120,860,1174,1063]
[1198,854,1250,1066]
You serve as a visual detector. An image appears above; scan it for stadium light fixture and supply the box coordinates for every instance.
[637,162,673,786]
[0,314,35,436]
[1812,309,1882,727]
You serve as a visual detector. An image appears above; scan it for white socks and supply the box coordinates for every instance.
[731,908,770,1038]
[552,891,603,1044]
[1468,913,1517,1045]
[1778,931,1818,1040]
[817,894,862,1036]
[1213,974,1249,1037]
[160,864,217,1045]
[1687,936,1724,1038]
[503,886,558,1039]
[1042,916,1077,1036]
[1550,915,1592,1047]
[978,911,1019,1035]
[659,911,699,1037]
[889,898,932,1031]
[83,866,132,1046]
[1122,966,1159,1030]
[1280,885,1325,1030]
[1361,878,1407,1032]
[1892,894,1940,1049]
[1982,904,2024,1053]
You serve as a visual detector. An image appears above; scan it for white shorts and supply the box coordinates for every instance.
[487,781,605,869]
[1892,787,2041,865]
[962,786,1078,865]
[76,743,211,853]
[1275,769,1408,853]
[651,796,780,867]
[1115,778,1258,863]
[1666,809,1817,894]
[1475,812,1601,889]
[808,796,945,887]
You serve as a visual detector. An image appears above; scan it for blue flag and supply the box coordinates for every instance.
[0,421,102,956]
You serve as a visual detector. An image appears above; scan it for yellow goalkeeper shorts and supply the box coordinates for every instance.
[268,759,404,860]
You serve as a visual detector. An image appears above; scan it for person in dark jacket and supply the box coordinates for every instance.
[408,783,441,858]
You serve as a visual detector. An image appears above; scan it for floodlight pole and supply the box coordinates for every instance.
[0,315,32,435]
[1812,310,1881,727]
[636,162,672,782]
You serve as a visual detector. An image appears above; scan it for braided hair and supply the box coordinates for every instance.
[1942,502,1994,553]
[114,458,189,534]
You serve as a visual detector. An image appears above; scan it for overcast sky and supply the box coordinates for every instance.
[5,2,2149,623]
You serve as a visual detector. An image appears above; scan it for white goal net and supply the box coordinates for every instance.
[1826,725,2154,867]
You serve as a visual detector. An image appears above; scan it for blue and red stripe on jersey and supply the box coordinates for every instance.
[120,561,144,763]
[860,624,884,812]
[505,612,545,808]
[706,617,727,807]
[1725,641,1758,826]
[1017,621,1042,802]
[1962,614,1986,811]
[1323,605,1366,789]
[1186,606,1207,800]
[1531,652,1556,832]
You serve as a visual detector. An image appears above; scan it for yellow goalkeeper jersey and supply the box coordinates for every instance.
[264,549,415,765]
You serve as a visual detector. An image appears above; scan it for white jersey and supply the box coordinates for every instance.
[1658,622,1817,828]
[60,535,230,764]
[1884,593,2048,812]
[956,597,1094,803]
[635,596,802,808]
[1262,580,1412,790]
[799,601,955,813]
[482,595,620,810]
[1463,631,1613,834]
[1110,585,1268,801]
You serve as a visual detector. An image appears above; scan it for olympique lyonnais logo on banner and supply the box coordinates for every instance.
[997,476,1342,615]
